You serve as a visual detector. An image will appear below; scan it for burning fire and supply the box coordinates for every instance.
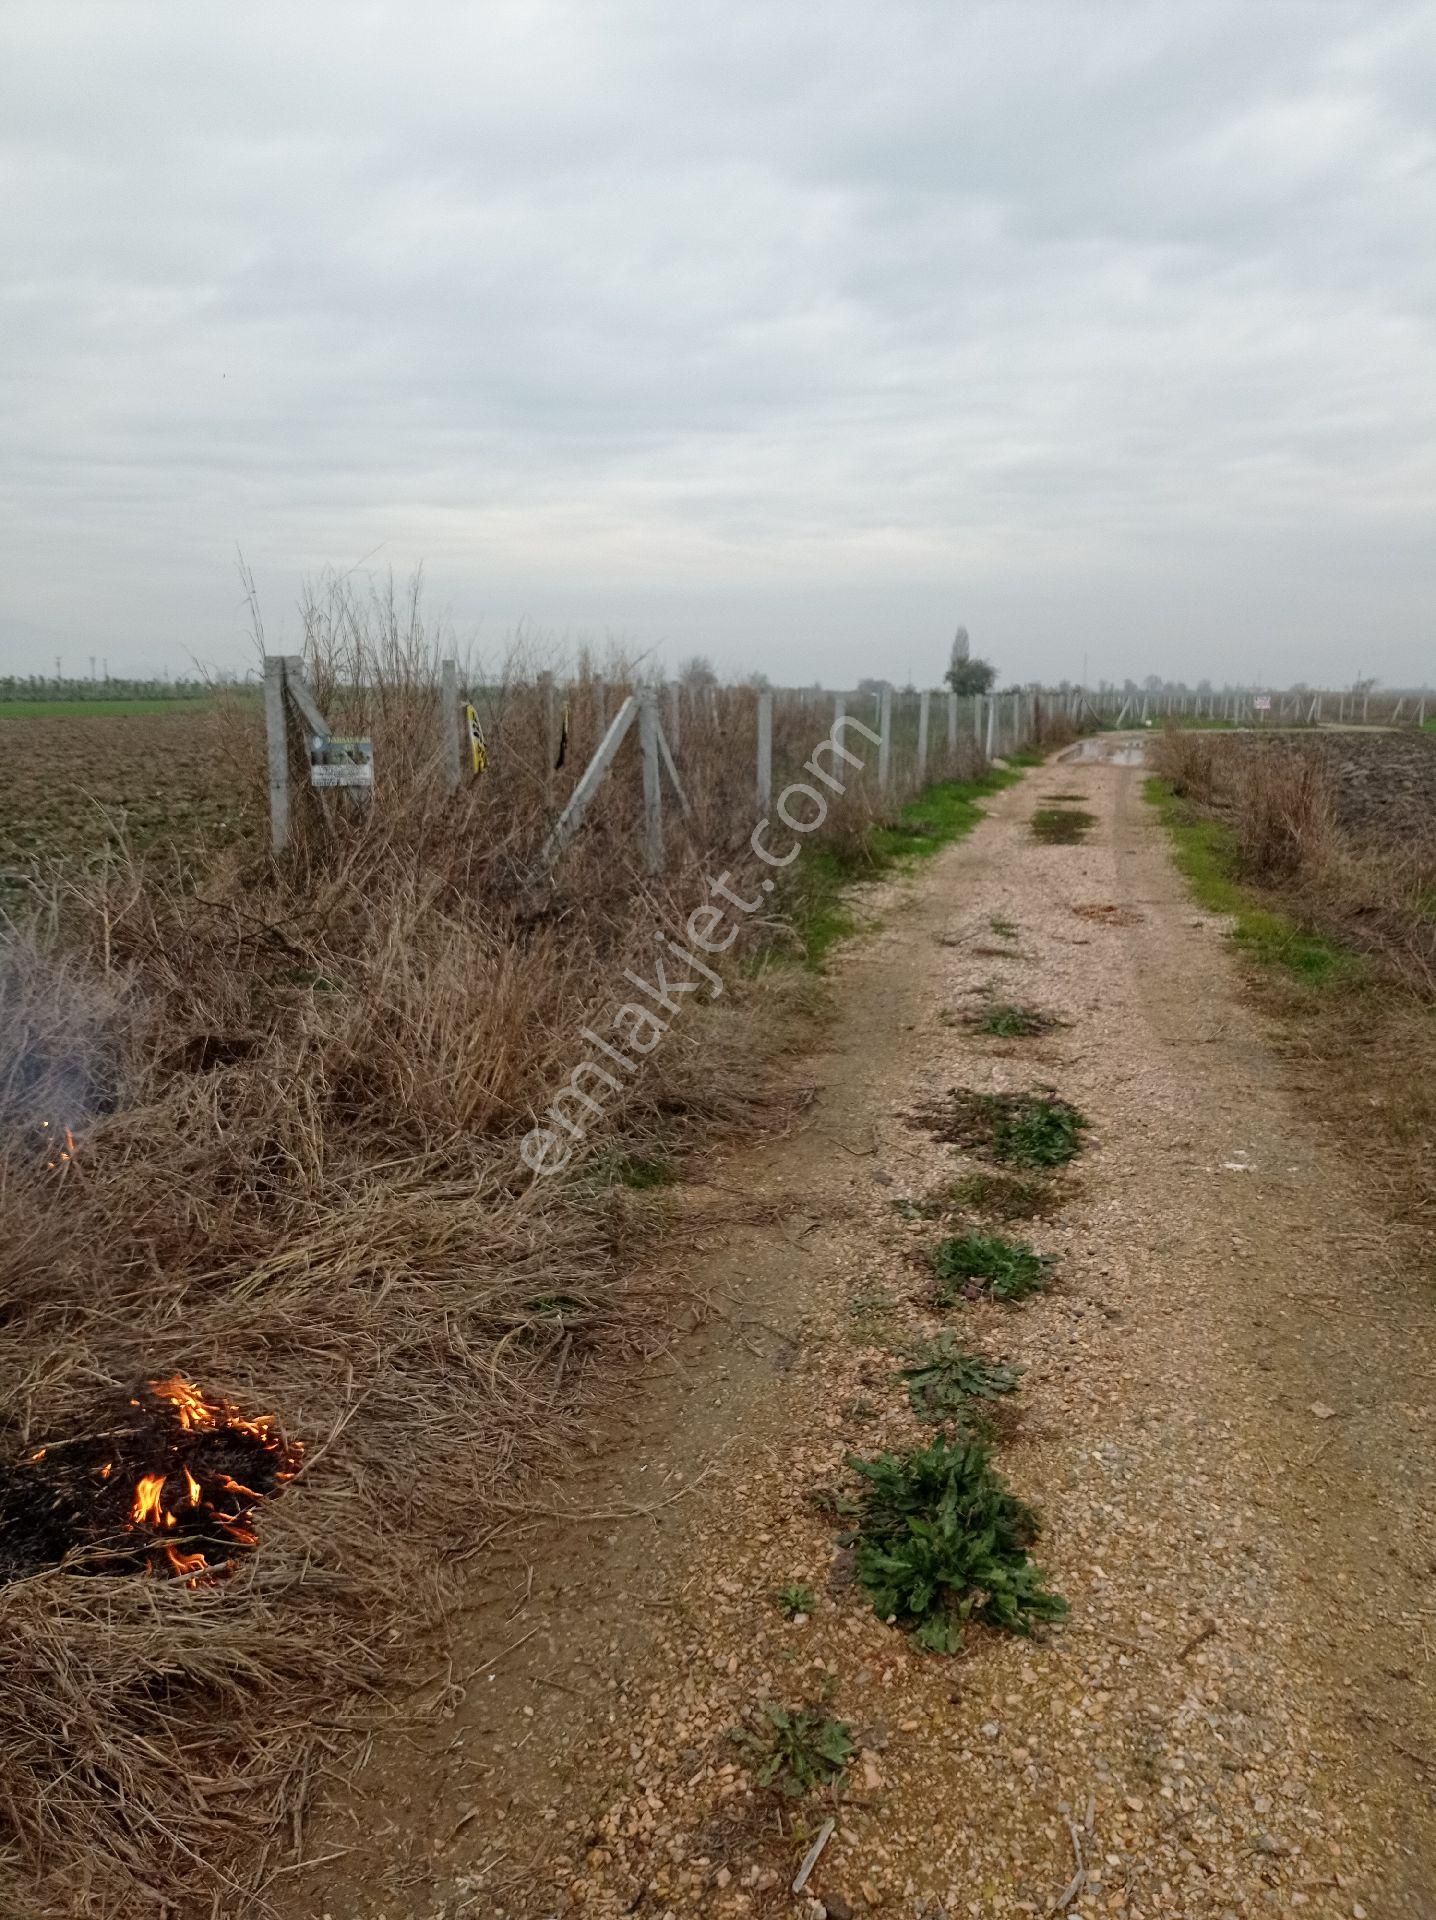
[0,1374,301,1588]
[119,1375,303,1583]
[39,1118,78,1172]
[132,1473,167,1527]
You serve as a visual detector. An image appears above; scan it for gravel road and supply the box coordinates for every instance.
[288,748,1436,1920]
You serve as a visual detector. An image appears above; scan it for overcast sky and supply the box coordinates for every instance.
[2,1,1433,688]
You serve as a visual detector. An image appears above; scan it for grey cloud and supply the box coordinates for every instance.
[1,0,1433,687]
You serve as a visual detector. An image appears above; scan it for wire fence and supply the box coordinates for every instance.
[263,660,1072,870]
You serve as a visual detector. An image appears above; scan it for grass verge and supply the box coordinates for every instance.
[1148,730,1436,1246]
[784,769,1022,967]
[1144,777,1357,985]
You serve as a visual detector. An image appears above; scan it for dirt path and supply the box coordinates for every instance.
[288,749,1436,1920]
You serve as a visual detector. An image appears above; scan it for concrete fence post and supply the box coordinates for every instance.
[263,655,290,852]
[638,687,664,874]
[946,690,958,765]
[878,686,893,791]
[917,689,930,783]
[666,681,681,753]
[756,689,773,811]
[985,693,998,760]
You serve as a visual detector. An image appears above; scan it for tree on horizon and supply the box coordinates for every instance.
[944,628,997,696]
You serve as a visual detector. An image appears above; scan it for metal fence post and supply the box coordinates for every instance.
[638,687,664,873]
[756,689,773,810]
[263,655,290,852]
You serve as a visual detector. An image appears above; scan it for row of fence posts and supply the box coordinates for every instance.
[1086,687,1428,728]
[529,681,1042,875]
[265,654,1051,869]
[264,657,1433,870]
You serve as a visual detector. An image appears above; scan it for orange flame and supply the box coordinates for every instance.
[118,1374,302,1584]
[145,1375,211,1431]
[132,1473,166,1526]
[43,1125,78,1173]
[214,1472,261,1499]
[163,1545,210,1580]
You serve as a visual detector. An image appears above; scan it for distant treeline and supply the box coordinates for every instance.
[0,676,236,702]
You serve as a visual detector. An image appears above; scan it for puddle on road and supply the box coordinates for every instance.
[1032,807,1096,844]
[1059,736,1148,767]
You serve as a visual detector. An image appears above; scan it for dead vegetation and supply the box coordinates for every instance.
[910,1089,1087,1168]
[0,576,1074,1916]
[911,1169,1066,1223]
[0,589,865,1914]
[1150,723,1436,1238]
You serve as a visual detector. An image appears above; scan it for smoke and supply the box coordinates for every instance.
[0,936,126,1143]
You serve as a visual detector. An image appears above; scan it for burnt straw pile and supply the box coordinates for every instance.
[0,1374,301,1584]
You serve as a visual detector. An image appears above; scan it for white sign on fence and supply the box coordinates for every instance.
[1253,696,1271,712]
[309,735,375,789]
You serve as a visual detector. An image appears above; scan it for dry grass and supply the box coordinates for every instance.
[1152,726,1221,807]
[1149,724,1436,1238]
[1229,748,1333,883]
[0,578,1015,1916]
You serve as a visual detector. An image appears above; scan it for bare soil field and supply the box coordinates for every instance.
[0,706,259,891]
[1216,728,1436,842]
